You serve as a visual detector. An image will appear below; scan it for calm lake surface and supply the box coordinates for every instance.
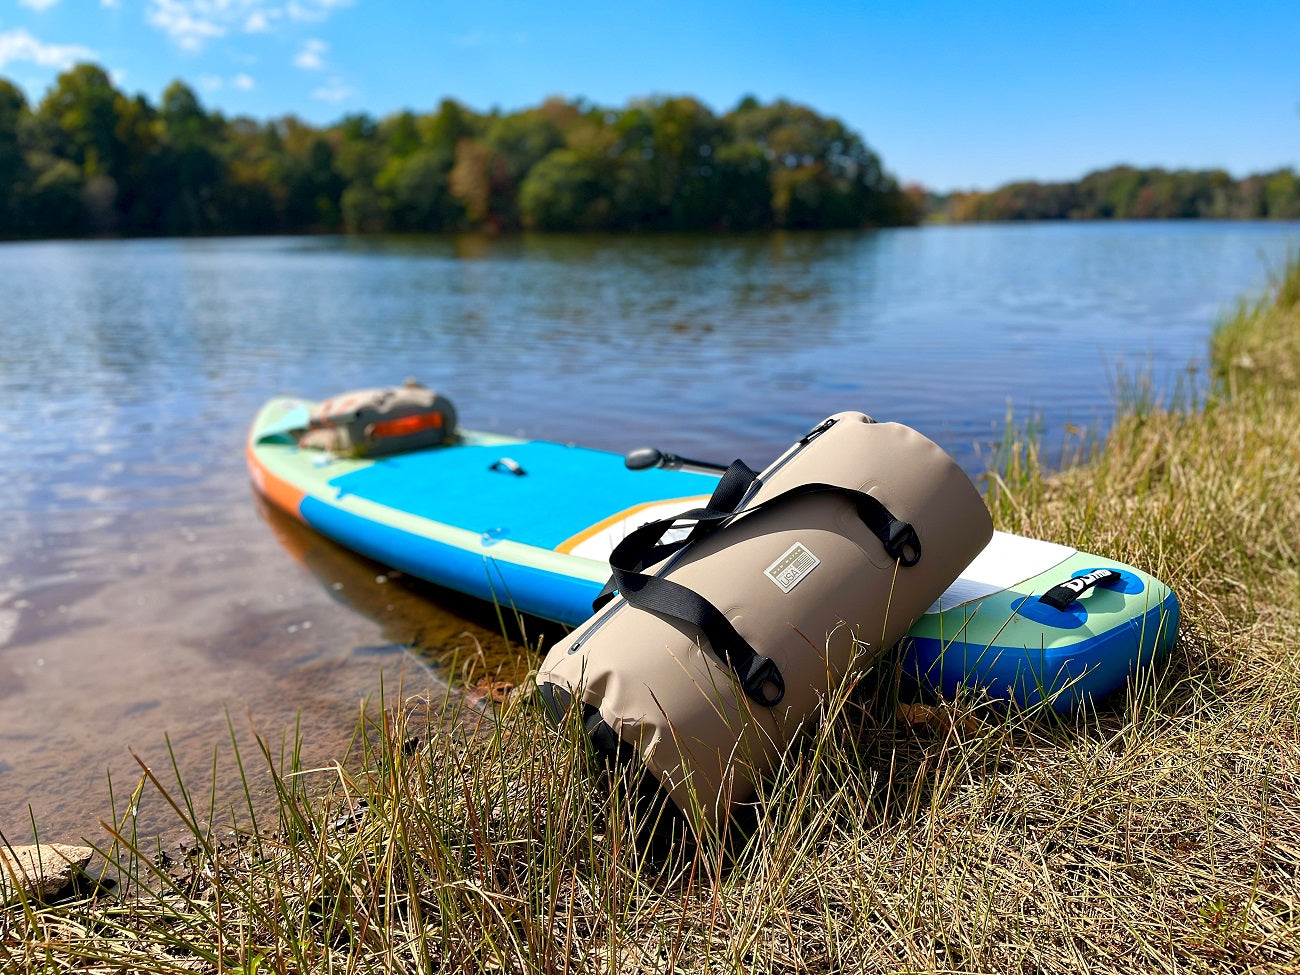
[3,222,1299,843]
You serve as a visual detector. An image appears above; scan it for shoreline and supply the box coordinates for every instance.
[7,262,1300,971]
[4,214,1300,247]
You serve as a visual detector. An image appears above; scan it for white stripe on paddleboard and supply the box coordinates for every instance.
[926,531,1076,614]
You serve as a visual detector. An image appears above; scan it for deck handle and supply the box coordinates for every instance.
[1039,568,1121,610]
[489,457,527,476]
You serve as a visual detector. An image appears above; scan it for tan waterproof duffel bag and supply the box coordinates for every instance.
[536,412,993,833]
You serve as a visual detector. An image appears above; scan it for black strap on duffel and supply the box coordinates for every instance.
[590,458,760,608]
[592,459,922,708]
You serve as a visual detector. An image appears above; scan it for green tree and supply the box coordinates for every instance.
[259,117,344,230]
[333,113,381,184]
[1264,170,1300,218]
[25,155,85,235]
[448,137,498,226]
[472,107,565,228]
[938,166,1300,224]
[1078,167,1145,219]
[726,98,904,228]
[158,80,223,233]
[419,99,476,160]
[641,96,724,229]
[335,113,385,232]
[34,64,132,230]
[0,79,30,233]
[382,110,422,158]
[519,148,609,230]
[710,142,773,229]
[212,116,281,232]
[377,148,461,231]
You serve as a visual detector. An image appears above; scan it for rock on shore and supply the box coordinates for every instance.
[1,843,93,902]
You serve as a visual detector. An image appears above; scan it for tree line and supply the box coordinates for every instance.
[0,64,919,239]
[931,165,1300,222]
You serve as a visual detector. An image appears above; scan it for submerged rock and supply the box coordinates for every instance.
[0,843,93,902]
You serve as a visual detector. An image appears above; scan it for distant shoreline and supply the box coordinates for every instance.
[6,212,1300,247]
[9,64,1295,246]
[927,163,1300,223]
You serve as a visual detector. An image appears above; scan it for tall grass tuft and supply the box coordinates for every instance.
[5,260,1300,973]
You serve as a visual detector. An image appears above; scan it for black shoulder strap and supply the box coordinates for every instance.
[597,468,922,708]
[591,459,759,611]
[614,566,787,707]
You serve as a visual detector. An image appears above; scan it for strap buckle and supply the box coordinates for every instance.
[739,655,786,707]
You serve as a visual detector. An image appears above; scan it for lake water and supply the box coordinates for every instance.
[3,222,1299,844]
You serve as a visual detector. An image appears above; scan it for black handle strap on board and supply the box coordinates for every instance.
[1038,567,1122,610]
[595,460,922,708]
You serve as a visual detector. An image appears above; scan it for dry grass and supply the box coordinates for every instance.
[5,263,1300,973]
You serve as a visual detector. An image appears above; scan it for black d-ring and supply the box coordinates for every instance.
[740,655,786,707]
[884,518,922,567]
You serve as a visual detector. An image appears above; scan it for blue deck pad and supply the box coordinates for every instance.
[324,441,720,551]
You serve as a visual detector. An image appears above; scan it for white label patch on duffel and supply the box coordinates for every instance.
[765,542,821,594]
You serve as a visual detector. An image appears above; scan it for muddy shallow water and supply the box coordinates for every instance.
[1,489,532,842]
[3,224,1299,845]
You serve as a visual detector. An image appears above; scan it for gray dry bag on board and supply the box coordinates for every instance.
[298,381,457,458]
[536,412,993,834]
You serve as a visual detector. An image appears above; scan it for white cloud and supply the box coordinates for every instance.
[0,27,96,69]
[146,0,351,51]
[19,0,61,11]
[293,37,327,70]
[312,76,352,103]
[101,0,121,8]
[147,0,227,51]
[198,73,254,93]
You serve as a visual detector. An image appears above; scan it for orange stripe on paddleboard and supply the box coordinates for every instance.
[554,496,709,555]
[246,443,309,521]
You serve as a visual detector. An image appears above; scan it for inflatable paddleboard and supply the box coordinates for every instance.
[248,396,1179,711]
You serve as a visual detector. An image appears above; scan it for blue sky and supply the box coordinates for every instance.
[0,0,1296,192]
